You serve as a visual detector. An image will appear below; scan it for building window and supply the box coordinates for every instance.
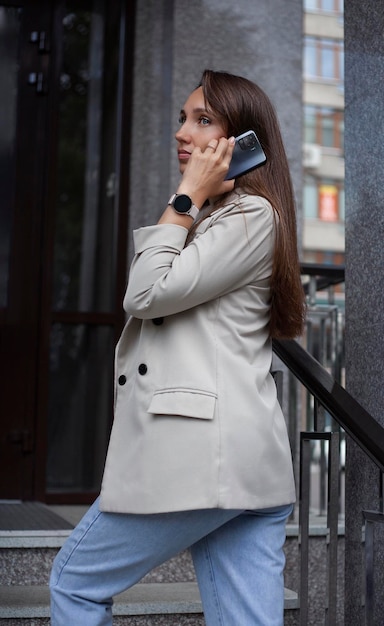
[304,36,344,81]
[304,0,343,13]
[303,182,318,219]
[304,176,344,222]
[304,106,344,149]
[303,250,345,269]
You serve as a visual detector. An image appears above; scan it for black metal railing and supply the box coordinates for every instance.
[273,263,384,625]
[273,338,384,472]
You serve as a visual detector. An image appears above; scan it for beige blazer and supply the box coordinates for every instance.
[100,191,296,514]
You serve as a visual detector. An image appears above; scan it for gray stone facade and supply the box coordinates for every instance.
[344,1,384,623]
[129,0,303,258]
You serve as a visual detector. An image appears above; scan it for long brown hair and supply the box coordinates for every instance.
[198,69,305,339]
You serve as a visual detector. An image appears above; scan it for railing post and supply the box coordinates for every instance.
[325,431,340,625]
[299,433,311,625]
[299,431,340,625]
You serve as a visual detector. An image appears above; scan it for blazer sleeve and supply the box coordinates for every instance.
[124,194,275,319]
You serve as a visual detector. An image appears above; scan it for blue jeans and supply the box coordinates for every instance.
[50,498,292,625]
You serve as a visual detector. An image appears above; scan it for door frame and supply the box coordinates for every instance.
[0,0,54,500]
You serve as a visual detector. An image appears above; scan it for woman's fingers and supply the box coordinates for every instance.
[177,137,236,205]
[204,137,235,161]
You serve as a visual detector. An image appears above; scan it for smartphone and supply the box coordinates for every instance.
[225,130,267,180]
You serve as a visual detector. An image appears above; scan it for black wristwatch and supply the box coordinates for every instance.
[168,193,199,220]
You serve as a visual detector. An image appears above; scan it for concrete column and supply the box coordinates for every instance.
[344,1,384,622]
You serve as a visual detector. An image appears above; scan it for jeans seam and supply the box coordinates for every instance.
[51,510,103,587]
[202,536,224,626]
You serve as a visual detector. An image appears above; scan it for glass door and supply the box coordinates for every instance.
[0,0,134,502]
[46,2,119,497]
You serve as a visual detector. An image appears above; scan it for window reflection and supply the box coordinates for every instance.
[47,323,113,491]
[47,0,122,494]
[0,7,21,308]
[53,1,118,313]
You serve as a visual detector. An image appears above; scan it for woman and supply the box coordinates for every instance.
[50,69,305,625]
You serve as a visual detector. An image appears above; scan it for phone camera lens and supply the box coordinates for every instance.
[239,134,257,150]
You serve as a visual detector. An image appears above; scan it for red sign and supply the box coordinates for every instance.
[319,185,338,221]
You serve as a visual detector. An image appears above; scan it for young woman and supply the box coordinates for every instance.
[50,69,305,626]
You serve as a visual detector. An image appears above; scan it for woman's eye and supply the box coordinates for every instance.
[178,114,211,126]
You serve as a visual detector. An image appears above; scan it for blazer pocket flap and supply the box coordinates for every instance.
[148,389,216,420]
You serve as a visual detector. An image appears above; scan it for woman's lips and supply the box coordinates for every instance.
[178,151,190,161]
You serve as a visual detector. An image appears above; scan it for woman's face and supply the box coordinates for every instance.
[175,86,227,173]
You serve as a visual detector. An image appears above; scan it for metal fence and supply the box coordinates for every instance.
[273,264,384,625]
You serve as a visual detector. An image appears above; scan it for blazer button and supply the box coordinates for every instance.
[152,317,164,325]
[118,375,127,385]
[138,363,148,375]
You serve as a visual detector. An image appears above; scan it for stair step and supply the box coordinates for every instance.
[0,583,298,619]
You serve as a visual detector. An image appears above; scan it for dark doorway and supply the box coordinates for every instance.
[0,0,134,503]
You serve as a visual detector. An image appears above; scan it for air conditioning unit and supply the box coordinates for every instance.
[303,143,322,168]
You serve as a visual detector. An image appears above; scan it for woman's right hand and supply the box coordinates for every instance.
[176,137,236,209]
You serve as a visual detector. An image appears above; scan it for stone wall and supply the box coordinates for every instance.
[344,1,384,623]
[128,0,303,259]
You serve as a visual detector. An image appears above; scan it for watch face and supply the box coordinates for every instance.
[174,194,192,213]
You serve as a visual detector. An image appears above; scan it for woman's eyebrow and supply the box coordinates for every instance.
[179,107,212,116]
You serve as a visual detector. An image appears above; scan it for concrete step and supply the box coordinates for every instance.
[0,510,301,624]
[0,530,197,587]
[0,506,346,625]
[0,583,299,624]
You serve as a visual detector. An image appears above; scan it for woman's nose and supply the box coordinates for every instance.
[175,124,191,143]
